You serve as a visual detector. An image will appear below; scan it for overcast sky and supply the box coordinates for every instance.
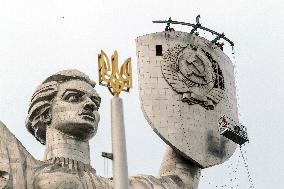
[0,0,283,188]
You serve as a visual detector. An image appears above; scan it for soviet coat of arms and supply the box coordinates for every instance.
[161,44,224,110]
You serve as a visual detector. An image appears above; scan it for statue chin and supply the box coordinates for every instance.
[53,122,97,141]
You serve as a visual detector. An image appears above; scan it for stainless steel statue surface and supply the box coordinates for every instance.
[136,31,238,169]
[0,69,201,189]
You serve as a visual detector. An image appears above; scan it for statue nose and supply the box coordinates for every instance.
[83,103,96,112]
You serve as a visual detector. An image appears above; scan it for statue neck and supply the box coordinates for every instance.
[44,127,91,165]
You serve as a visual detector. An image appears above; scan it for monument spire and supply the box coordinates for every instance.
[98,50,132,189]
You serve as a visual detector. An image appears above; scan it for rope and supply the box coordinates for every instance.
[229,150,241,188]
[240,146,255,188]
[201,150,241,188]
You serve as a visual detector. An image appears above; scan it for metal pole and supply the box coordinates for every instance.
[98,50,131,189]
[111,96,129,189]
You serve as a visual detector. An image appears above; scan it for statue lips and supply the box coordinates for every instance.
[79,111,96,123]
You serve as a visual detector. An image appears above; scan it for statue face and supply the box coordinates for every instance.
[50,80,100,140]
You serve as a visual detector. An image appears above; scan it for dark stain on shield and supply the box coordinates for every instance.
[207,130,227,159]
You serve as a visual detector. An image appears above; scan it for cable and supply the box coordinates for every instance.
[240,146,255,188]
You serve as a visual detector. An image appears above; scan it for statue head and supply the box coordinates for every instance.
[26,69,101,145]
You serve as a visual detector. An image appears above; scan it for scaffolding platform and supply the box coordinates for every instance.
[219,116,249,145]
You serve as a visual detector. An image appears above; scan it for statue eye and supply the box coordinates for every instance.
[91,96,101,109]
[64,93,83,103]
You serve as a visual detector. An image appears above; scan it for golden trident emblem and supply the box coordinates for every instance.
[98,50,132,96]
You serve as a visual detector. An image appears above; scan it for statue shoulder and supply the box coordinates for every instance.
[34,164,113,189]
[0,120,40,188]
[34,165,85,189]
[129,174,185,189]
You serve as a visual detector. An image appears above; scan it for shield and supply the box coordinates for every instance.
[136,32,237,168]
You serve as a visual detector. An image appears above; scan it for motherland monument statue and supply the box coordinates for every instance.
[0,68,201,189]
[0,18,245,189]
